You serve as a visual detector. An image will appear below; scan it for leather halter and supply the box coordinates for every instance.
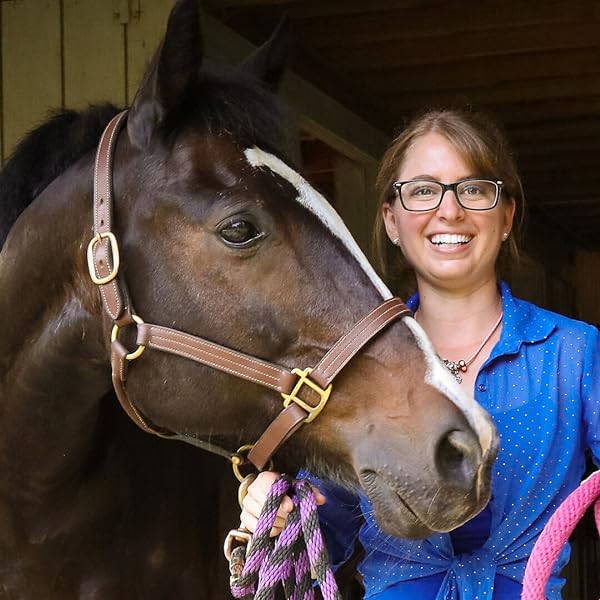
[87,110,412,471]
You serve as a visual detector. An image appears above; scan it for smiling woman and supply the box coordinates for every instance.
[241,108,600,600]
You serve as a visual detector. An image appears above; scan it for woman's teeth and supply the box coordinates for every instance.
[429,233,472,245]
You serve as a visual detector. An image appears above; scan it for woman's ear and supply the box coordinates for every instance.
[503,197,516,233]
[382,202,399,243]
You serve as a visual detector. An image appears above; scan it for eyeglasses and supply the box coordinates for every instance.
[392,178,504,212]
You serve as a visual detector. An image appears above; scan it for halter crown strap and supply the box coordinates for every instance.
[87,110,129,321]
[89,111,412,471]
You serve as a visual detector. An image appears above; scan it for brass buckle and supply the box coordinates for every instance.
[281,367,332,423]
[111,314,146,361]
[87,231,120,285]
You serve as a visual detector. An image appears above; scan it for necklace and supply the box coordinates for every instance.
[416,311,503,384]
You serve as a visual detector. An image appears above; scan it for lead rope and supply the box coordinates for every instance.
[230,475,342,600]
[521,470,600,599]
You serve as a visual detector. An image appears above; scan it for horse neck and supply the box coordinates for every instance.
[0,158,112,500]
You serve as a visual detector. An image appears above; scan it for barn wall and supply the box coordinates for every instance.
[1,0,62,159]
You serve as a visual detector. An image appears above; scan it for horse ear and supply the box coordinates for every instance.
[127,0,203,148]
[240,15,292,91]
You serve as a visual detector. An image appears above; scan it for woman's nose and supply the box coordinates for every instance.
[436,190,465,220]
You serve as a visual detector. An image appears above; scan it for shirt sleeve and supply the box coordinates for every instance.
[581,325,600,467]
[297,470,363,570]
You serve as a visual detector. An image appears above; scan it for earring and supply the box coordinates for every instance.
[392,237,400,245]
[502,232,509,241]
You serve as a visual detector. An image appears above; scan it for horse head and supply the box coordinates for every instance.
[0,0,498,543]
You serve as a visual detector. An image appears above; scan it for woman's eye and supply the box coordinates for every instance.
[413,186,434,197]
[219,219,264,246]
[463,185,482,195]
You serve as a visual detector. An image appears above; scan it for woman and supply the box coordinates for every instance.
[240,109,600,599]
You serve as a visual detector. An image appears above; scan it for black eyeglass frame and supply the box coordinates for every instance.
[392,178,504,212]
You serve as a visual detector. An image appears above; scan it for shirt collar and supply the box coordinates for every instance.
[405,280,556,359]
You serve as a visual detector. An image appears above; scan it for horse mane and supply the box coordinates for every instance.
[0,103,120,247]
[0,63,290,250]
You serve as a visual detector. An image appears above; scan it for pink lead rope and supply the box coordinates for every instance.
[521,470,600,599]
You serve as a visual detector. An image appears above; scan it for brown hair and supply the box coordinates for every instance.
[373,108,525,295]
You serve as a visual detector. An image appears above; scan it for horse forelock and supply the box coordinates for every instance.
[243,147,392,300]
[161,66,291,161]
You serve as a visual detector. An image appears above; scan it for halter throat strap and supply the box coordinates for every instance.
[88,110,412,470]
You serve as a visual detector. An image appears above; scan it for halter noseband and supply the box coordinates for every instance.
[87,110,412,472]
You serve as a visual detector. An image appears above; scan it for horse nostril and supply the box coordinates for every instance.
[435,429,482,487]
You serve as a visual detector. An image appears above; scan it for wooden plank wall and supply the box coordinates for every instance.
[1,0,62,160]
[0,0,178,161]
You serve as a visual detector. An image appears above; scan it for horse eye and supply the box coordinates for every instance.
[219,219,264,247]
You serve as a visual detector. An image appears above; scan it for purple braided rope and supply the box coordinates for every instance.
[256,503,301,598]
[231,476,293,600]
[296,480,340,599]
[230,475,341,600]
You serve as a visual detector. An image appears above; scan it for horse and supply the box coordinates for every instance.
[0,0,498,598]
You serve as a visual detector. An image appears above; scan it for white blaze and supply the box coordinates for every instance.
[244,147,495,454]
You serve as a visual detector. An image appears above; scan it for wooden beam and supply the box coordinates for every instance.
[374,74,600,110]
[349,48,600,94]
[206,0,301,8]
[208,0,434,18]
[508,118,600,142]
[314,23,600,68]
[511,137,600,158]
[488,97,600,126]
[519,154,600,172]
[290,0,599,26]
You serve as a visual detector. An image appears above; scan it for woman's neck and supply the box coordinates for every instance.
[414,277,503,391]
[414,277,503,351]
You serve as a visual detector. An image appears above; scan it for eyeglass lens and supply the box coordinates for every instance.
[399,180,498,211]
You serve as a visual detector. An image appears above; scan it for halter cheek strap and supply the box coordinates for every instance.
[88,111,412,470]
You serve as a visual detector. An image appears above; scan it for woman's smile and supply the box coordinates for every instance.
[427,232,473,248]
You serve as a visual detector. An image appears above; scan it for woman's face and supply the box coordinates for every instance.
[382,132,515,293]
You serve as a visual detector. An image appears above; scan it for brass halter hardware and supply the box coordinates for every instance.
[87,231,120,285]
[111,314,146,361]
[281,367,332,424]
